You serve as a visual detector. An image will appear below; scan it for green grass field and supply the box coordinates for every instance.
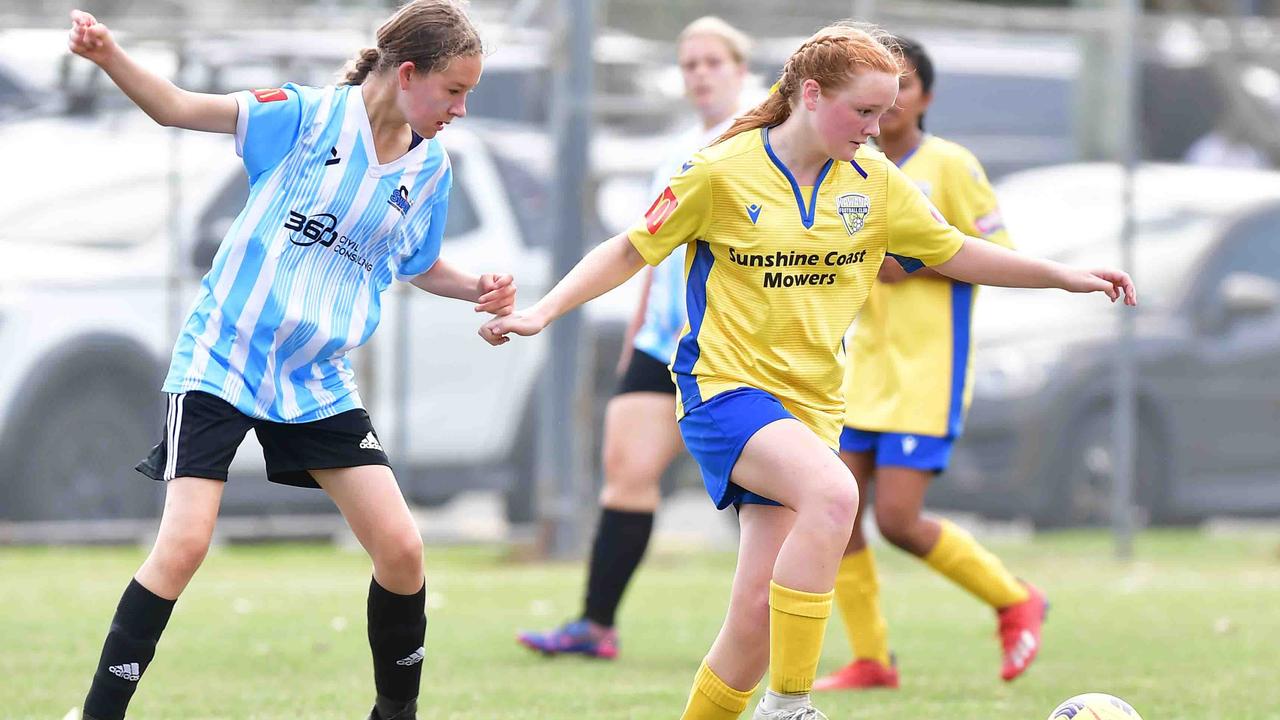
[3,529,1278,719]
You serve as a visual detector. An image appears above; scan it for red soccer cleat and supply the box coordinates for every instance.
[997,581,1048,681]
[812,657,900,691]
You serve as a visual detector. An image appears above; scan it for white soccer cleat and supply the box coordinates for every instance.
[751,702,830,720]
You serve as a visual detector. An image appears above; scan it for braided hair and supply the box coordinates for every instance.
[716,22,902,144]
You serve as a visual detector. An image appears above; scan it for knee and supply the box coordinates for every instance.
[601,445,661,506]
[375,526,424,581]
[602,440,657,486]
[154,529,213,581]
[874,504,917,549]
[806,476,859,536]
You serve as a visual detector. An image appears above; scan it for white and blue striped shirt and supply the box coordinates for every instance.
[163,83,451,422]
[632,113,737,365]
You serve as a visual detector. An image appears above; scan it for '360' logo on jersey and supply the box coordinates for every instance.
[284,211,343,247]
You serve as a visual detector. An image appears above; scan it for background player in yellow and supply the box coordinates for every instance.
[814,37,1046,693]
[481,22,1135,720]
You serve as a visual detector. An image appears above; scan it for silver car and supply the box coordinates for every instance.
[933,162,1280,527]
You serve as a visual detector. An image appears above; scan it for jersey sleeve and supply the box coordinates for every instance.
[392,165,452,281]
[627,157,714,267]
[884,160,967,272]
[233,82,312,182]
[941,150,1014,250]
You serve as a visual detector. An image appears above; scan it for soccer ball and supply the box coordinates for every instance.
[1046,693,1143,720]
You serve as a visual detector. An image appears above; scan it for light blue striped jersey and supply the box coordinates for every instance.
[632,113,737,365]
[163,83,451,422]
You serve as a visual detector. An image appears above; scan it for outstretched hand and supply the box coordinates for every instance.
[475,273,516,316]
[479,309,548,347]
[1064,267,1138,306]
[67,10,117,66]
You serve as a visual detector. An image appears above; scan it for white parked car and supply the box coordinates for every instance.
[0,111,551,522]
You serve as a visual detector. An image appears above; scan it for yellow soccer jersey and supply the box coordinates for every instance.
[627,128,967,447]
[844,135,1014,438]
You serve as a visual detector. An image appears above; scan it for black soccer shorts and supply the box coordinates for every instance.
[136,391,391,488]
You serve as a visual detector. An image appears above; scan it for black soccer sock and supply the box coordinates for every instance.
[83,579,177,720]
[367,577,427,705]
[582,508,655,628]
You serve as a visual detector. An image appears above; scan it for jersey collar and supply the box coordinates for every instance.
[761,126,834,230]
[351,85,431,178]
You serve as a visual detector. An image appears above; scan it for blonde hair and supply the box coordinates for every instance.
[716,21,901,144]
[677,16,751,66]
[341,0,483,86]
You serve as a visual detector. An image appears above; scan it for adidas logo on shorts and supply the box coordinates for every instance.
[395,646,426,666]
[108,662,141,681]
[359,432,384,452]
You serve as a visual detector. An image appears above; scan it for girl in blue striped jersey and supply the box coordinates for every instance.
[68,3,511,719]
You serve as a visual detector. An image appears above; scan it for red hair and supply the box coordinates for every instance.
[716,22,902,144]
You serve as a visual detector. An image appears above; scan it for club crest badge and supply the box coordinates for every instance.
[835,193,870,235]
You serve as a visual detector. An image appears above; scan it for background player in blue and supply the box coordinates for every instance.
[517,16,752,661]
[67,3,513,719]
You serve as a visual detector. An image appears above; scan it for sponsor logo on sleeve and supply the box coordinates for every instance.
[251,87,288,103]
[644,186,679,234]
[974,209,1005,237]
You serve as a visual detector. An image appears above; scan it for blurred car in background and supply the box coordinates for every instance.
[755,29,1080,179]
[463,24,680,133]
[932,163,1280,527]
[0,114,551,524]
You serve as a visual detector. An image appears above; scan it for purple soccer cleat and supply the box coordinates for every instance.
[516,619,619,659]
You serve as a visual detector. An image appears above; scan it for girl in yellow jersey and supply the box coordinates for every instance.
[814,37,1045,693]
[482,22,1136,720]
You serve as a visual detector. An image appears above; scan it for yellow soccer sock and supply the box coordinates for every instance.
[768,580,834,695]
[833,548,891,665]
[923,519,1029,609]
[680,658,756,720]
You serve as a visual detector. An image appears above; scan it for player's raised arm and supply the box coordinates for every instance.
[67,9,237,133]
[934,237,1137,305]
[479,232,646,345]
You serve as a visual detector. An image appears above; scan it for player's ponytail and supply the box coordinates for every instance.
[343,48,381,86]
[340,0,483,86]
[715,21,901,144]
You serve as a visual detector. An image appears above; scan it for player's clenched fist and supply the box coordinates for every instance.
[67,9,118,66]
[479,309,548,346]
[474,273,517,316]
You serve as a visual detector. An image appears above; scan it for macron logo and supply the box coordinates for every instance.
[108,662,141,681]
[396,646,425,666]
[746,203,763,225]
[901,436,919,456]
[359,432,384,452]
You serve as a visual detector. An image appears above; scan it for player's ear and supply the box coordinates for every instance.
[397,61,418,91]
[801,78,821,112]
